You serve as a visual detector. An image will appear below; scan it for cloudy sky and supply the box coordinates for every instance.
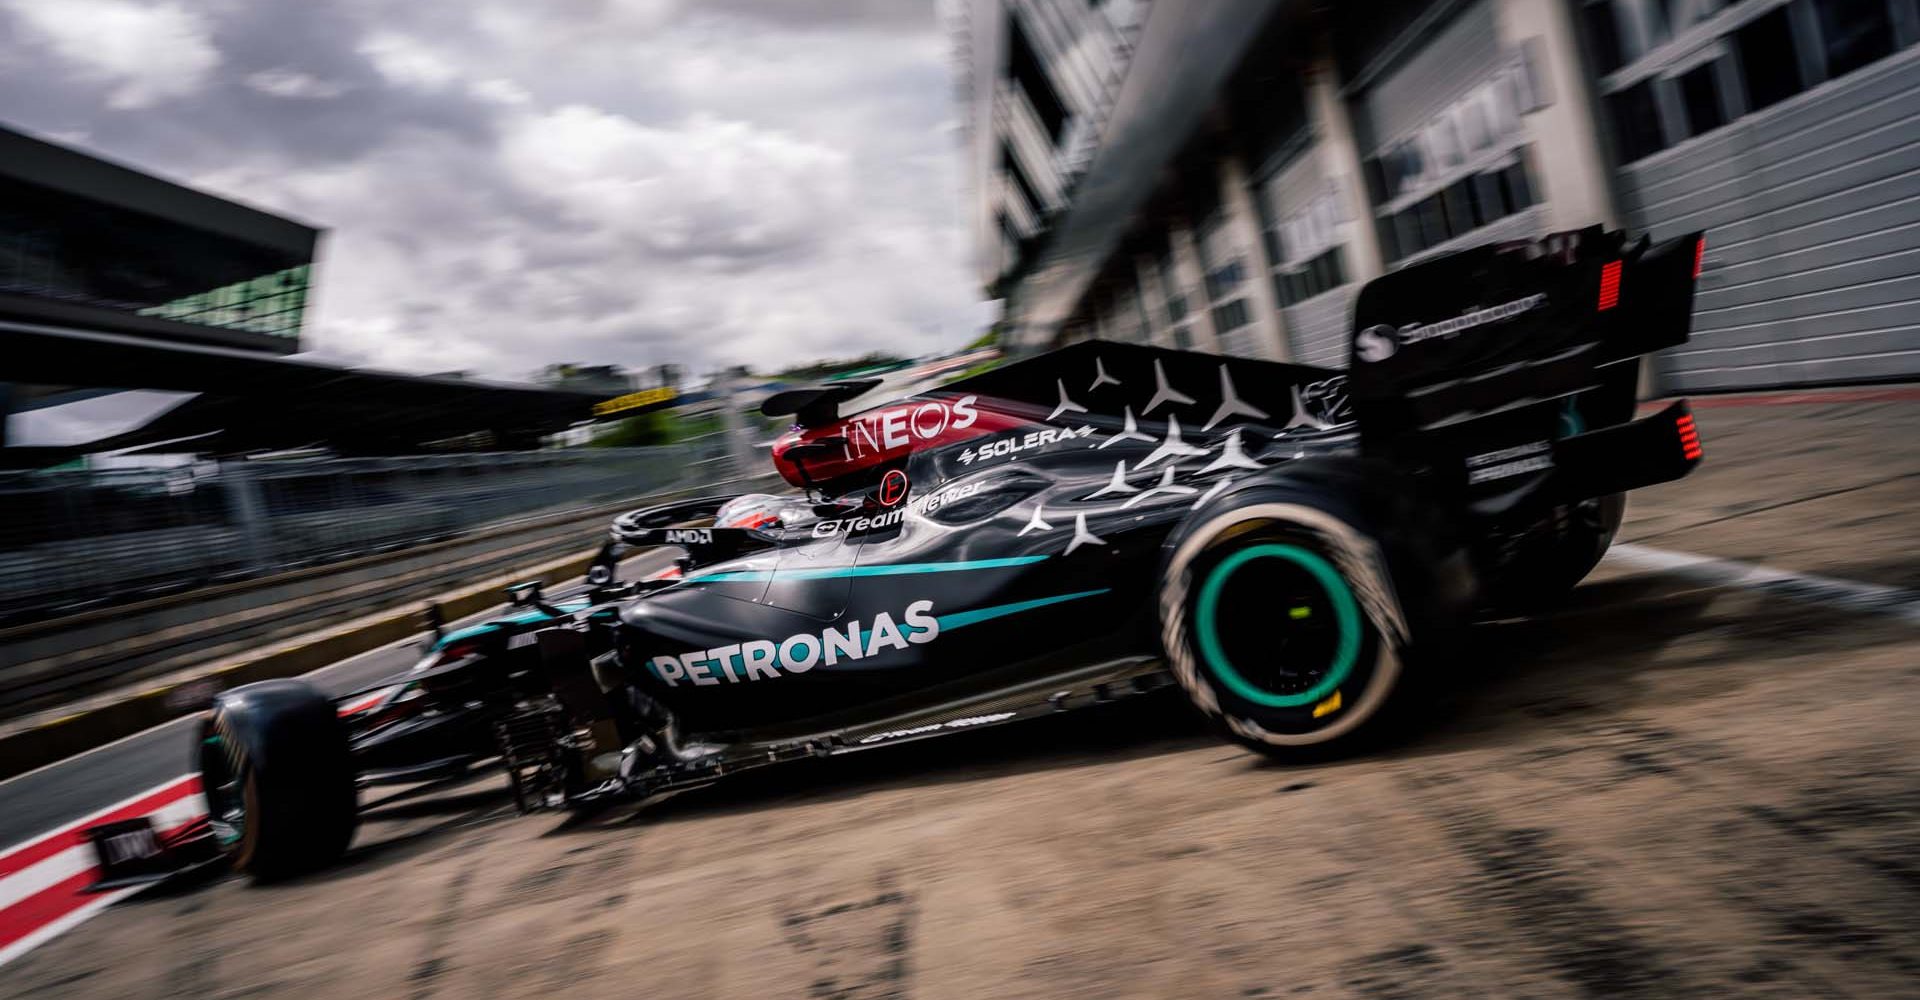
[0,0,991,379]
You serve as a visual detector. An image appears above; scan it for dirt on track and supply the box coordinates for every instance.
[7,398,1919,1000]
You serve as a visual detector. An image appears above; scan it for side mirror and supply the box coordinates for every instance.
[505,581,544,607]
[422,602,446,650]
[585,541,622,589]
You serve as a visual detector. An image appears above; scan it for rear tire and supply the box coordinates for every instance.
[1160,460,1458,760]
[199,680,357,880]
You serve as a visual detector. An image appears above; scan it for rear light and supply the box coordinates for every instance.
[1597,260,1623,311]
[1676,413,1703,461]
[1693,236,1706,279]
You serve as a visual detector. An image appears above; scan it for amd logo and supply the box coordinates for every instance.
[664,528,713,545]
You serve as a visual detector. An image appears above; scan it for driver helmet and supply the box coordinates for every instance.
[713,493,806,531]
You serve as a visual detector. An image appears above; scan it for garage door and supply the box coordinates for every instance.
[1613,22,1920,391]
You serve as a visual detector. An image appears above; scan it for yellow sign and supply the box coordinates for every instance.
[593,386,677,416]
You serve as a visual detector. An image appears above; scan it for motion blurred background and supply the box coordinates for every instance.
[1,2,1919,992]
[0,0,1915,718]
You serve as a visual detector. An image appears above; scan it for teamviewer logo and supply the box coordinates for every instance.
[1355,325,1397,362]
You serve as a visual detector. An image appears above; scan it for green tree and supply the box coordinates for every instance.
[588,410,670,447]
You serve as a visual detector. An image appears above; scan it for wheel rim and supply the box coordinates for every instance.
[1194,543,1362,708]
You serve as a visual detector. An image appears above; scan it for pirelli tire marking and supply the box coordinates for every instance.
[1159,503,1408,748]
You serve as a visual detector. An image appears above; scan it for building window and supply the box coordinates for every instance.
[1736,5,1804,112]
[1501,153,1535,213]
[1415,194,1448,248]
[1001,143,1044,221]
[1583,1,1629,75]
[1203,257,1247,301]
[1677,60,1727,137]
[1473,171,1508,220]
[1378,152,1535,263]
[1393,210,1422,259]
[1211,297,1250,335]
[1815,0,1895,78]
[1273,247,1346,308]
[1608,79,1667,161]
[1443,178,1479,233]
[1006,15,1068,143]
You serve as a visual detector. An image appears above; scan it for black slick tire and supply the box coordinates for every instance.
[199,679,358,881]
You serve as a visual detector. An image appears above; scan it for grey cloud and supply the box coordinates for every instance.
[699,0,939,30]
[0,0,986,379]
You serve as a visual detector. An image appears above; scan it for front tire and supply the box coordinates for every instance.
[200,680,357,880]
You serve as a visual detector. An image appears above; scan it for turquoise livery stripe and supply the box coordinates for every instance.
[936,589,1110,631]
[434,599,591,648]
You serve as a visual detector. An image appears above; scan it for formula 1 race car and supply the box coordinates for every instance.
[198,226,1708,878]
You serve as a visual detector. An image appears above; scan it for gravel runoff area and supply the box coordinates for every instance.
[7,394,1918,1000]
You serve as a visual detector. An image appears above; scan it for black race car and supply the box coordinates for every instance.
[198,226,1708,878]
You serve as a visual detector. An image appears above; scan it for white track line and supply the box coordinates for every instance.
[0,777,205,968]
[1609,543,1920,625]
[0,888,141,967]
[0,794,205,904]
[0,773,200,865]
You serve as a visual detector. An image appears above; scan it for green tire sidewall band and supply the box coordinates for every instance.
[1194,543,1362,708]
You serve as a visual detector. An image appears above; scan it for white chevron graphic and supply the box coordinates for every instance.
[1017,503,1053,537]
[1047,379,1089,422]
[1064,513,1106,555]
[1122,466,1198,509]
[1192,476,1235,510]
[1276,384,1333,434]
[1143,359,1195,414]
[1097,406,1155,449]
[1202,365,1270,431]
[1137,415,1207,469]
[1199,428,1264,474]
[1087,460,1139,498]
[1088,356,1120,392]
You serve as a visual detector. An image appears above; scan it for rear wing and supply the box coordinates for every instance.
[1349,226,1701,431]
[1347,227,1707,514]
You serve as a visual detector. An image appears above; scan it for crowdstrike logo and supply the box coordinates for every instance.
[647,600,940,686]
[1356,293,1547,362]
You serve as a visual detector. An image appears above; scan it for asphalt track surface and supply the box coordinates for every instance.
[3,396,1917,997]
